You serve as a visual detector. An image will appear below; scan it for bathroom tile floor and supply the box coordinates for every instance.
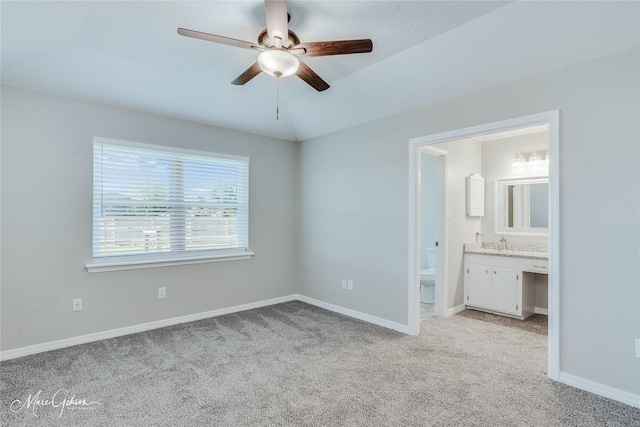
[420,303,435,319]
[456,309,548,335]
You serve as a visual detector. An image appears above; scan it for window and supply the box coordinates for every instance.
[87,138,252,272]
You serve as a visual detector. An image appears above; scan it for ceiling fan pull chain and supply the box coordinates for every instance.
[276,75,279,121]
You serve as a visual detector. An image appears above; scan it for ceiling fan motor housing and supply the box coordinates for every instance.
[258,29,300,49]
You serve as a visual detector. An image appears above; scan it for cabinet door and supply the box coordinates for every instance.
[490,267,518,315]
[466,265,492,309]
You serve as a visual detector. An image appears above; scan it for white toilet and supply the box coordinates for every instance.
[420,248,436,304]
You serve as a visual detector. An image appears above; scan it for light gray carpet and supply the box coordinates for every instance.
[1,301,638,426]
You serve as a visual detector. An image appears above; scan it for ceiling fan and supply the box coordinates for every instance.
[177,0,373,92]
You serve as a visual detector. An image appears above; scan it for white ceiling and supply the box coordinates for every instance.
[2,1,639,142]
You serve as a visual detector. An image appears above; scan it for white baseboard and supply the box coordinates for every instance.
[0,294,298,362]
[558,372,640,409]
[296,294,409,334]
[535,307,548,315]
[446,304,466,317]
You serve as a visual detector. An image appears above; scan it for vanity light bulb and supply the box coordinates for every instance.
[529,150,540,163]
[513,152,524,167]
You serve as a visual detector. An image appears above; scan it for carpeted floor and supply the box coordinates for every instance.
[1,301,638,426]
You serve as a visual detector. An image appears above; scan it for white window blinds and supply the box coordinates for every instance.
[92,139,249,259]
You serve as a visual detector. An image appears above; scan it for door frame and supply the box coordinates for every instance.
[407,110,560,381]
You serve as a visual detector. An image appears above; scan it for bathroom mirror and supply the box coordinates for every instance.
[495,176,548,236]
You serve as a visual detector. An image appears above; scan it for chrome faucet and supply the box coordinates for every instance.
[500,236,507,250]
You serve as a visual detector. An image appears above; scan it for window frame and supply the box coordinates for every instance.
[86,137,253,273]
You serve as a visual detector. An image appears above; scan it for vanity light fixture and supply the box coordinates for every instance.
[512,150,549,168]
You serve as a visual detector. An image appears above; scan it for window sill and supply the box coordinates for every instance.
[85,252,255,273]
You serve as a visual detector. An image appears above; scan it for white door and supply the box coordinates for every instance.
[467,265,491,309]
[490,267,518,315]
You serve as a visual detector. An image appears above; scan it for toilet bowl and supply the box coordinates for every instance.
[420,248,436,304]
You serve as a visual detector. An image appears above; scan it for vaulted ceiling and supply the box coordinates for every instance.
[2,1,638,141]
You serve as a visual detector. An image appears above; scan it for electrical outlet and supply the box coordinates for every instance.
[158,287,166,299]
[341,279,347,290]
[347,280,353,291]
[72,298,82,312]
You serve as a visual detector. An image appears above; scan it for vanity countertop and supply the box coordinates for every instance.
[464,243,548,260]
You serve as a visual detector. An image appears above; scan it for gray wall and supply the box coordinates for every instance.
[297,122,408,323]
[1,87,298,351]
[298,47,639,395]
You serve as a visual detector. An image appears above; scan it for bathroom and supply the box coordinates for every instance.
[419,125,549,321]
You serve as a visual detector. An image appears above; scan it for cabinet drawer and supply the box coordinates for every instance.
[519,258,548,274]
[465,254,517,269]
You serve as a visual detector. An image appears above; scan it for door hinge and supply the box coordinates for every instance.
[517,274,519,280]
[435,241,439,247]
[516,304,519,310]
[467,295,469,301]
[467,268,469,274]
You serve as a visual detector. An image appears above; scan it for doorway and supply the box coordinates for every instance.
[408,111,560,381]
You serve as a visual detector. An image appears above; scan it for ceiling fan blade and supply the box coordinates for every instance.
[264,0,288,44]
[231,62,262,85]
[177,28,262,51]
[297,39,373,57]
[296,60,329,92]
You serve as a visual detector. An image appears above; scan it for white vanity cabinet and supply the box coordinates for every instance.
[464,254,537,320]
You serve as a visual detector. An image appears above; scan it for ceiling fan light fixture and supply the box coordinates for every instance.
[258,49,299,78]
